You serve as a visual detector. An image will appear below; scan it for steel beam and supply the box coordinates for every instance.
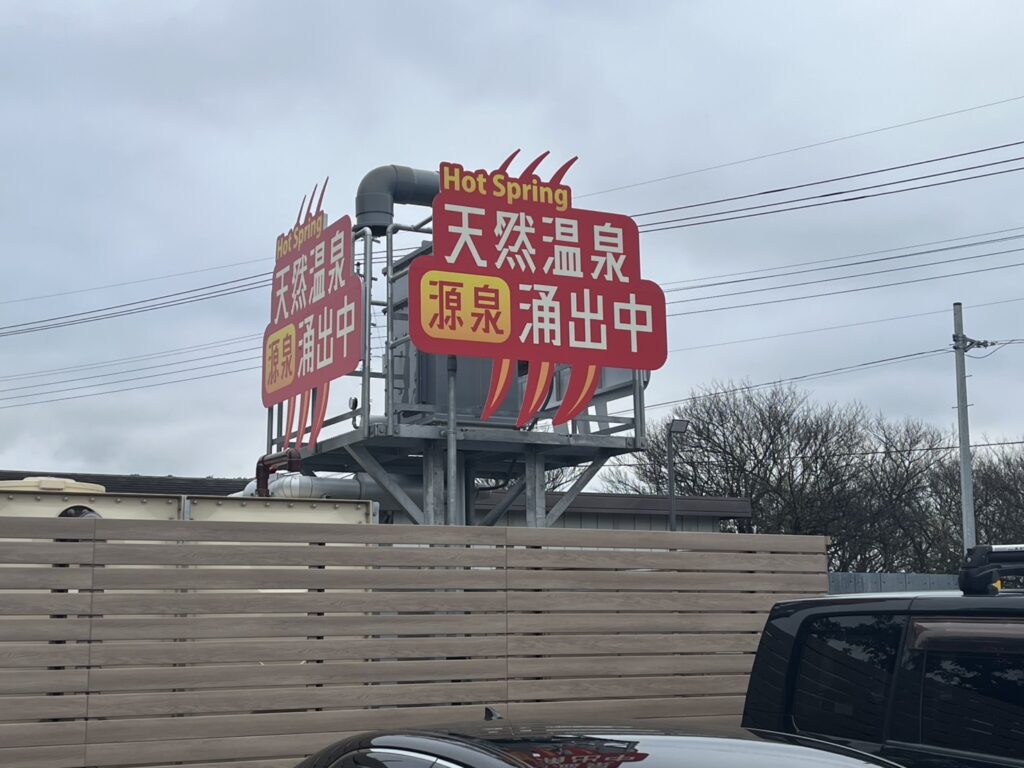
[422,442,445,526]
[345,445,424,524]
[524,448,546,527]
[478,478,525,526]
[545,454,610,527]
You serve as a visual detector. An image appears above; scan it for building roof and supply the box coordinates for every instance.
[475,489,752,518]
[0,470,751,518]
[0,470,249,497]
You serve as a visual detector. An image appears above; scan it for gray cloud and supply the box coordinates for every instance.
[2,0,1023,477]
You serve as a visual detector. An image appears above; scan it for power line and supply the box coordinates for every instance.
[0,281,270,339]
[667,258,1024,317]
[619,348,951,414]
[579,93,1024,199]
[641,153,1024,228]
[0,347,261,394]
[0,258,270,306]
[666,244,1024,306]
[0,356,264,402]
[0,366,262,411]
[632,140,1024,218]
[640,164,1024,233]
[665,233,1024,295]
[669,296,1024,354]
[659,225,1024,288]
[0,273,268,333]
[0,333,262,382]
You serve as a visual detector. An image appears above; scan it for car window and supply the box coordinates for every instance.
[330,749,438,768]
[921,649,1024,760]
[790,613,906,742]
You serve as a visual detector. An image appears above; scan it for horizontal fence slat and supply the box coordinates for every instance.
[0,542,94,566]
[85,704,494,745]
[507,591,797,613]
[507,548,826,572]
[94,519,505,545]
[0,642,90,667]
[92,567,507,591]
[0,694,88,721]
[89,591,504,615]
[89,658,507,691]
[88,635,508,666]
[507,612,768,634]
[0,567,93,589]
[0,720,87,748]
[0,594,92,615]
[84,730,355,767]
[507,569,826,593]
[0,668,89,694]
[90,613,507,640]
[507,633,760,656]
[507,674,750,701]
[88,680,506,717]
[509,653,755,679]
[0,744,86,768]
[505,528,826,553]
[0,618,91,642]
[92,542,505,568]
[505,694,746,721]
[0,517,98,541]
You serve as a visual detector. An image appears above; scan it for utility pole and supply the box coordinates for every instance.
[952,302,992,552]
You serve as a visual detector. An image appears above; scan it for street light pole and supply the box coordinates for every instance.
[666,419,689,532]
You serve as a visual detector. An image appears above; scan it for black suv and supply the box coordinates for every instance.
[742,544,1024,767]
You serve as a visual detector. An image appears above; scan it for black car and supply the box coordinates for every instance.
[743,544,1024,768]
[295,724,904,768]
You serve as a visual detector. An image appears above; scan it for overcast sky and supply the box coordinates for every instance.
[3,1,1024,480]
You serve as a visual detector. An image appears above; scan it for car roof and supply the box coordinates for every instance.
[300,723,903,768]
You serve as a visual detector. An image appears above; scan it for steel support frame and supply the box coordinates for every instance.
[345,445,424,524]
[545,453,611,527]
[524,448,546,527]
[478,478,526,526]
[422,441,445,526]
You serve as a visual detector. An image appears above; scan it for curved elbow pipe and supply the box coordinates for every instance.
[355,165,440,235]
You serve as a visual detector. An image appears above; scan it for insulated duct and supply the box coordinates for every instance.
[355,165,440,235]
[233,472,424,511]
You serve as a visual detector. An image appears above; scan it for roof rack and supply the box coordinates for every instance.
[959,544,1024,595]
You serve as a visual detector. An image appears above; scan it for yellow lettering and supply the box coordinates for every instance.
[554,187,569,212]
[492,172,506,202]
[442,163,462,191]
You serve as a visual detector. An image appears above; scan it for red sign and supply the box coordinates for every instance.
[262,183,363,447]
[410,153,667,426]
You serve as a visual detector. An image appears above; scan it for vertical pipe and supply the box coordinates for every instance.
[360,228,373,438]
[275,403,284,451]
[385,225,396,435]
[446,355,458,526]
[666,424,677,532]
[633,371,647,444]
[265,408,273,455]
[953,302,977,550]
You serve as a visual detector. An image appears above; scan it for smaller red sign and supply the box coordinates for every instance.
[261,212,363,408]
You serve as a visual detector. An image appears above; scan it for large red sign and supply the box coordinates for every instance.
[410,153,667,426]
[262,183,363,447]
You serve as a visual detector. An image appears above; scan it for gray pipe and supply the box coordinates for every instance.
[233,473,424,511]
[355,165,440,235]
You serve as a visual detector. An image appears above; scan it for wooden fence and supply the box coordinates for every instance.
[0,516,827,768]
